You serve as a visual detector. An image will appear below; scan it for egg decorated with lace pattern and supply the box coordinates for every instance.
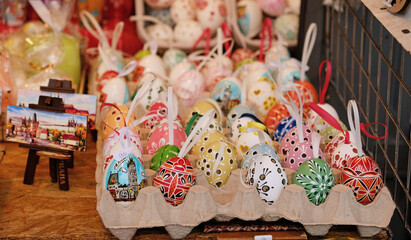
[279,125,314,156]
[324,131,355,156]
[283,139,325,170]
[197,141,237,188]
[191,130,227,156]
[246,154,287,204]
[242,143,279,170]
[293,158,335,205]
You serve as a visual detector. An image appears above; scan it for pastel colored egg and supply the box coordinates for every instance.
[147,121,187,155]
[211,77,242,116]
[145,0,173,10]
[231,48,255,68]
[243,66,272,90]
[237,0,263,38]
[274,13,299,42]
[169,61,196,86]
[287,0,301,14]
[341,155,383,205]
[143,102,168,130]
[331,143,358,169]
[173,20,204,45]
[151,144,181,171]
[283,140,325,170]
[171,0,197,23]
[273,58,306,85]
[173,69,205,107]
[196,0,227,35]
[279,125,314,156]
[226,105,255,130]
[139,54,167,80]
[101,105,140,142]
[197,140,237,187]
[247,80,277,120]
[201,56,233,91]
[242,143,278,169]
[192,131,227,156]
[246,154,287,204]
[258,0,287,17]
[293,158,335,205]
[264,43,290,64]
[153,156,196,206]
[133,74,167,112]
[147,24,173,42]
[185,99,223,125]
[162,48,187,72]
[104,154,146,205]
[307,103,339,124]
[236,129,273,159]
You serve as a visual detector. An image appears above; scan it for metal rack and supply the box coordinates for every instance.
[324,0,411,238]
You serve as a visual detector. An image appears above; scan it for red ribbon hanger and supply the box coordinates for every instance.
[221,22,232,57]
[191,28,211,56]
[318,60,331,104]
[259,18,272,62]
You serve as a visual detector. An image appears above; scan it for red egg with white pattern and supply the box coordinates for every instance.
[147,121,187,155]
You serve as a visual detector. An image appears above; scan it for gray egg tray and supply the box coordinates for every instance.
[95,129,395,240]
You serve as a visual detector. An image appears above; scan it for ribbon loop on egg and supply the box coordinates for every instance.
[318,60,332,104]
[168,87,174,146]
[128,73,155,123]
[311,132,322,159]
[347,100,364,157]
[191,28,211,56]
[360,122,389,140]
[283,83,304,143]
[300,23,317,81]
[259,17,273,62]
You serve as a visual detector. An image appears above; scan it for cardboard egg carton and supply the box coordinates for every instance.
[96,129,396,240]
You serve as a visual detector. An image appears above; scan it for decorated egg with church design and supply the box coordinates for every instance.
[211,77,242,116]
[246,154,287,205]
[153,156,196,206]
[197,141,237,188]
[104,154,146,205]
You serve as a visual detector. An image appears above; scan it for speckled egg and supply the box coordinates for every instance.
[185,99,222,125]
[226,105,255,130]
[185,114,223,137]
[331,143,358,169]
[242,143,278,169]
[324,131,355,156]
[265,104,290,132]
[134,74,167,112]
[173,20,204,45]
[162,49,187,72]
[147,24,173,42]
[236,129,273,159]
[283,139,325,170]
[273,116,306,142]
[192,131,227,156]
[247,80,277,120]
[229,114,261,143]
[311,118,347,145]
[246,154,287,204]
[171,0,197,23]
[151,144,181,171]
[153,156,196,206]
[197,141,237,188]
[147,121,187,155]
[293,158,335,205]
[104,154,146,205]
[101,105,140,141]
[279,125,314,156]
[211,77,242,115]
[202,57,233,91]
[341,155,383,205]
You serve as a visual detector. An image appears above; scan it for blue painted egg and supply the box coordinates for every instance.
[211,78,242,116]
[242,143,279,169]
[273,116,306,142]
[226,105,255,130]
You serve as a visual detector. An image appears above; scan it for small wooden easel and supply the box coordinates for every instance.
[22,79,75,191]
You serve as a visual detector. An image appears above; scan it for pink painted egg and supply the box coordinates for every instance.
[153,156,196,206]
[279,125,314,156]
[143,102,168,130]
[258,0,287,17]
[173,69,205,107]
[283,140,325,170]
[147,121,187,155]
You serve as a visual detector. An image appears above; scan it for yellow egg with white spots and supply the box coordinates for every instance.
[191,131,227,156]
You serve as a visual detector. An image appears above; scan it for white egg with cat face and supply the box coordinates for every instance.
[195,0,227,35]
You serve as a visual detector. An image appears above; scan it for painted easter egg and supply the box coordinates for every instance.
[285,80,319,112]
[236,129,273,159]
[151,144,181,171]
[308,103,339,124]
[265,104,290,132]
[231,48,255,68]
[192,130,227,156]
[229,114,261,143]
[102,128,143,165]
[134,73,167,112]
[185,99,223,125]
[185,114,223,137]
[196,0,227,35]
[99,75,130,105]
[162,48,187,72]
[283,139,325,170]
[211,77,242,115]
[274,58,306,85]
[311,118,347,145]
[147,121,187,155]
[153,156,196,206]
[247,80,277,120]
[171,0,197,23]
[279,125,314,156]
[246,154,287,204]
[324,131,355,156]
[202,56,233,91]
[173,69,205,107]
[104,154,146,204]
[287,0,301,14]
[243,66,272,90]
[143,102,168,130]
[293,158,335,205]
[274,13,299,42]
[265,43,290,64]
[173,20,204,45]
[237,0,263,38]
[197,141,237,187]
[139,54,167,80]
[331,143,358,169]
[101,105,140,141]
[258,0,287,17]
[242,143,278,169]
[273,116,306,142]
[147,24,173,42]
[145,0,172,10]
[169,61,196,86]
[226,105,255,130]
[341,155,383,205]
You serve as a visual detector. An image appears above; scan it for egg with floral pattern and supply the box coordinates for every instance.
[246,154,287,204]
[247,80,277,120]
[324,131,355,156]
[202,57,233,91]
[331,143,358,169]
[147,121,187,155]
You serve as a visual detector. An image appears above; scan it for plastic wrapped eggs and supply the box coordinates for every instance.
[246,154,287,204]
[197,141,237,188]
[153,156,196,206]
[293,158,335,205]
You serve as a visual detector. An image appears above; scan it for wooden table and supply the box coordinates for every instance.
[0,134,390,239]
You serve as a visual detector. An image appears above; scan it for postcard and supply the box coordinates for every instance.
[17,89,97,130]
[6,106,88,152]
